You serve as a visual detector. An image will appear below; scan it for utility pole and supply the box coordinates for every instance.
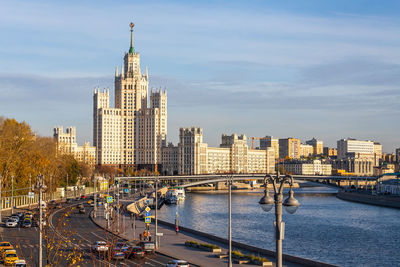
[36,174,47,267]
[228,175,232,267]
[11,175,14,214]
[94,177,97,218]
[117,181,120,233]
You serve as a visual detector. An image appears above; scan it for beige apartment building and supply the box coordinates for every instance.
[306,138,323,155]
[162,127,275,175]
[279,138,301,159]
[93,23,167,168]
[54,126,96,166]
[281,160,332,175]
[323,147,337,157]
[300,144,314,157]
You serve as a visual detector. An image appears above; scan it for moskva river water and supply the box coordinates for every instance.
[157,186,400,267]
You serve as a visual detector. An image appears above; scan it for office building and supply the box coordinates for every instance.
[306,138,323,155]
[281,160,332,175]
[260,136,279,159]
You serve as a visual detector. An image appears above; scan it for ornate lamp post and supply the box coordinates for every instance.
[259,172,300,267]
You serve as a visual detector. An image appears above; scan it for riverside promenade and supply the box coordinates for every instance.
[92,203,336,267]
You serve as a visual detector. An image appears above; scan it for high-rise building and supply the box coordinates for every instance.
[306,138,323,155]
[54,126,96,166]
[93,23,167,169]
[396,148,400,163]
[300,144,314,157]
[279,138,300,159]
[337,139,374,159]
[260,136,279,159]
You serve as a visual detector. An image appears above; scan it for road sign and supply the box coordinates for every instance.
[145,217,151,223]
[156,233,163,236]
[106,196,113,203]
[145,206,150,212]
[145,212,151,217]
[146,199,150,204]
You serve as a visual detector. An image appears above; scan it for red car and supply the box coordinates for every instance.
[80,195,87,199]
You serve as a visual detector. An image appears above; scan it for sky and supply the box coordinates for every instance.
[0,0,399,152]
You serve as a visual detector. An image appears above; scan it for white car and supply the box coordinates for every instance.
[91,241,108,252]
[6,218,18,228]
[166,260,190,267]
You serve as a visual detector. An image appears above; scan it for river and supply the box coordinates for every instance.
[156,186,400,267]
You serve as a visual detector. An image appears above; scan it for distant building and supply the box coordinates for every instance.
[337,138,380,167]
[161,127,275,175]
[323,147,337,157]
[306,138,323,155]
[280,160,332,175]
[260,136,279,159]
[374,164,395,176]
[300,144,314,158]
[383,153,396,163]
[54,126,96,166]
[279,138,300,159]
[396,148,400,163]
[377,177,400,195]
[332,154,374,176]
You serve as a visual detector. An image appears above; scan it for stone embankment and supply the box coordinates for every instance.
[337,190,400,209]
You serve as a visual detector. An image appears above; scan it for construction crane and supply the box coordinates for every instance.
[249,137,268,149]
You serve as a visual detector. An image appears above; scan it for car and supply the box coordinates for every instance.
[127,246,144,259]
[49,200,56,205]
[91,241,108,253]
[78,208,86,214]
[66,198,73,204]
[0,248,15,261]
[10,216,19,223]
[5,219,18,228]
[3,250,18,266]
[56,203,63,209]
[114,242,129,252]
[138,241,155,254]
[15,212,24,219]
[165,260,190,267]
[77,204,84,209]
[22,219,32,228]
[112,251,125,260]
[23,212,33,220]
[80,195,87,199]
[14,259,27,267]
[0,242,13,254]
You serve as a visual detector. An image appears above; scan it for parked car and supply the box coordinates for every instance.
[56,203,63,209]
[112,251,125,260]
[3,250,18,266]
[166,260,190,267]
[23,212,33,220]
[80,195,87,200]
[127,246,144,259]
[138,241,155,254]
[1,248,15,261]
[10,216,19,223]
[66,198,73,204]
[5,219,18,228]
[14,259,27,267]
[78,208,86,214]
[91,241,108,253]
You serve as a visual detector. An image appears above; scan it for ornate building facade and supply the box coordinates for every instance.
[93,23,167,169]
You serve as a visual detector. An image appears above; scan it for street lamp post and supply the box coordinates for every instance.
[35,174,47,267]
[155,176,158,249]
[259,172,300,267]
[227,175,233,267]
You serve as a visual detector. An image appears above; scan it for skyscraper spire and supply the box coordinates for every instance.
[129,22,135,54]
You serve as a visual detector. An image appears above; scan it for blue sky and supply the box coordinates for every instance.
[0,0,399,152]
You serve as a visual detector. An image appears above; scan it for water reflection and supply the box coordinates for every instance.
[157,187,400,267]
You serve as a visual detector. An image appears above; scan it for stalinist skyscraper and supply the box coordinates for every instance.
[93,23,167,170]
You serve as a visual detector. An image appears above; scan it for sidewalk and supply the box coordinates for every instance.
[92,205,299,267]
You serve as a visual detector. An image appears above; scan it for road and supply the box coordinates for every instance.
[0,199,180,266]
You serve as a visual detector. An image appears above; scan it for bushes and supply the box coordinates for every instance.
[185,240,221,251]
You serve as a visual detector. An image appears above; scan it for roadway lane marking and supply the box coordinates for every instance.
[90,231,107,241]
[147,257,165,266]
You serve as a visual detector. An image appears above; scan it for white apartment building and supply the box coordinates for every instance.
[54,126,96,166]
[162,127,275,175]
[281,160,332,176]
[93,23,167,168]
[337,138,381,168]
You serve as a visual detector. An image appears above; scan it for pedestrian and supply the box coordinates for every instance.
[175,226,179,235]
[139,233,142,241]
